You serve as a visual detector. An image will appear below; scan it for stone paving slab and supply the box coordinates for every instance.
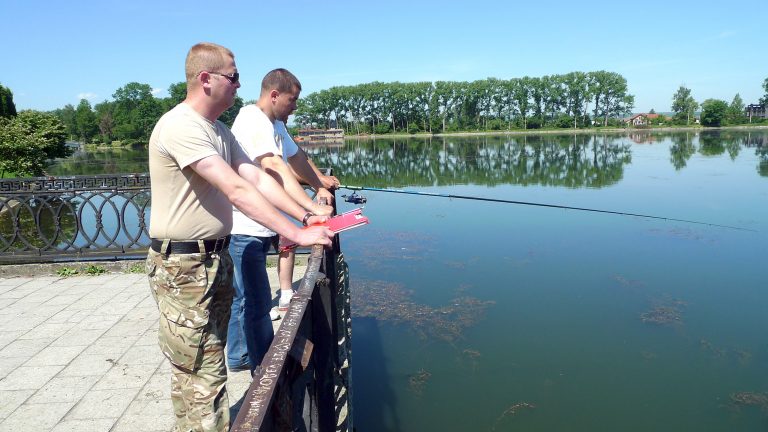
[0,263,302,432]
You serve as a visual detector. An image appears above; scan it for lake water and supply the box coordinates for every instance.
[49,130,768,431]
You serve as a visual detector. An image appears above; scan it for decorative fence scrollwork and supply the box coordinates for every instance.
[0,174,151,263]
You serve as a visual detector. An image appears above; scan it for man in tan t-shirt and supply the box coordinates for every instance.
[146,42,333,432]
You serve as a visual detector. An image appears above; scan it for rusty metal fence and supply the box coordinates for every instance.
[231,239,353,431]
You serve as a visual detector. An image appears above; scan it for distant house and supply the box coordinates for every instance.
[295,128,345,142]
[625,114,648,126]
[745,104,767,121]
[624,113,664,127]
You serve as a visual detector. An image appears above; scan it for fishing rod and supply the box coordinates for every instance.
[339,185,756,232]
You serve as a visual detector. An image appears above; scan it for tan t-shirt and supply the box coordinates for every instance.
[148,103,248,240]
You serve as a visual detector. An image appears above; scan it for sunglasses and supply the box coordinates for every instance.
[205,71,240,84]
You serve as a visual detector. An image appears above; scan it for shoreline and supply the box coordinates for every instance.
[339,124,768,140]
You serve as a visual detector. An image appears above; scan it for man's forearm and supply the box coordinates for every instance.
[237,161,312,221]
[260,155,317,210]
[288,149,325,190]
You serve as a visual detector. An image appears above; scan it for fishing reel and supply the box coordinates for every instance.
[342,191,367,205]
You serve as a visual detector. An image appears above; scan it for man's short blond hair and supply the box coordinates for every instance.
[261,68,302,95]
[185,42,235,87]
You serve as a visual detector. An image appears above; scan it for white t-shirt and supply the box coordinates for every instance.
[229,105,300,237]
[274,120,299,159]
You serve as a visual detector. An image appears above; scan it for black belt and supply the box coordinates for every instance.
[150,236,230,255]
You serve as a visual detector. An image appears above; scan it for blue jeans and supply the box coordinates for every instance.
[226,234,274,372]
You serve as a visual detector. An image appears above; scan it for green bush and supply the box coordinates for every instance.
[83,264,107,276]
[374,123,391,134]
[554,114,574,128]
[56,267,79,277]
[0,110,70,177]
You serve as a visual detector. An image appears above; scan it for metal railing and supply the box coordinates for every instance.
[232,237,353,431]
[1,173,355,430]
[0,174,151,263]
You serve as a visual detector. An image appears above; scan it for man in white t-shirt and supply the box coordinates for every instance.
[226,68,333,374]
[273,117,340,316]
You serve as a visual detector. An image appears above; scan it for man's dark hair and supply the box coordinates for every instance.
[261,68,301,94]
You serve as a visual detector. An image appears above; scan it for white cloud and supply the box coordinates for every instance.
[151,87,165,97]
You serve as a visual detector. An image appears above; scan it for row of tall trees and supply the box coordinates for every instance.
[294,71,635,134]
[48,74,768,144]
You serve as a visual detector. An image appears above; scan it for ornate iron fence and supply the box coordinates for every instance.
[0,174,151,263]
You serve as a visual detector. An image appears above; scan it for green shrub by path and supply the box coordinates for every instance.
[83,264,107,276]
[56,267,79,277]
[57,264,108,276]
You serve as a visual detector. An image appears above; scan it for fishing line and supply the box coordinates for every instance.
[339,185,756,232]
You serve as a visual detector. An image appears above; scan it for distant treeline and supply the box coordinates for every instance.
[294,71,636,134]
[42,72,637,144]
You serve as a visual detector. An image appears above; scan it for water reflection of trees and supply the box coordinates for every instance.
[698,131,727,157]
[669,132,697,170]
[666,130,766,173]
[42,131,768,179]
[757,148,768,177]
[305,134,633,188]
[48,146,149,176]
[0,196,78,251]
[741,132,768,177]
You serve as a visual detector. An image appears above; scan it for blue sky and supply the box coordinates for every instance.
[2,0,766,113]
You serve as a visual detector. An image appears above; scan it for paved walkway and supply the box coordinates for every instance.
[0,265,300,432]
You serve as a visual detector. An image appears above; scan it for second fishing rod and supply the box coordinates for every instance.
[338,185,755,232]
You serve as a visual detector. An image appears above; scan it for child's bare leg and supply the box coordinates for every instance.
[277,249,296,311]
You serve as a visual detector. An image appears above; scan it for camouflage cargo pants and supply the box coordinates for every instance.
[147,246,234,432]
